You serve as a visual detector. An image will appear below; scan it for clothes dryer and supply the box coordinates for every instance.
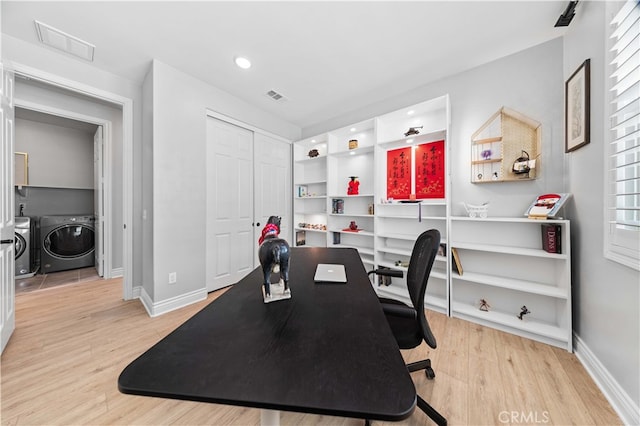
[15,216,34,277]
[40,215,95,274]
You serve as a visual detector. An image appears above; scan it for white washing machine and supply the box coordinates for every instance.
[15,216,34,277]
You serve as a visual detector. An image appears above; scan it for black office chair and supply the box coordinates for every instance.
[369,229,447,426]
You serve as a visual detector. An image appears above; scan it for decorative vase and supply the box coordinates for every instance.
[349,221,358,231]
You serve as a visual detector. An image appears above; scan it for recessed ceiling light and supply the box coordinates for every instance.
[407,110,415,115]
[234,56,251,69]
[350,127,357,132]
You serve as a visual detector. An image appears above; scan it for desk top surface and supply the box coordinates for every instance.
[118,247,416,421]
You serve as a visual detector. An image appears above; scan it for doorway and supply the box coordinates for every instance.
[10,65,133,300]
[13,105,108,287]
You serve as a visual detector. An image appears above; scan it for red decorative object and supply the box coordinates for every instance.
[347,176,360,195]
[387,147,412,199]
[349,221,358,230]
[415,140,445,199]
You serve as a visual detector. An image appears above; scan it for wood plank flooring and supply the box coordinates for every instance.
[1,278,621,425]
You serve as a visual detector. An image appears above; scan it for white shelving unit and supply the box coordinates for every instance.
[449,217,572,351]
[293,96,455,311]
[292,95,574,352]
[374,201,449,314]
[371,96,450,314]
[293,135,328,247]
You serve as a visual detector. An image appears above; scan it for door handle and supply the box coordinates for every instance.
[1,239,13,245]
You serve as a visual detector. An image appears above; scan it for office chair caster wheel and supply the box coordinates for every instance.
[425,366,435,379]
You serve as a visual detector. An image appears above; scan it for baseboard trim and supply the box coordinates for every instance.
[574,333,639,425]
[138,287,207,318]
[110,267,124,278]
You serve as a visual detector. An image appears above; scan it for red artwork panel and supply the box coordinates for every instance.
[415,140,445,199]
[386,147,412,199]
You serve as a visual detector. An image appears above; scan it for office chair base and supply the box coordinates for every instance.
[407,359,435,379]
[417,395,447,426]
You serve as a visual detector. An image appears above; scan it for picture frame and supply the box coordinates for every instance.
[14,152,28,186]
[565,59,590,153]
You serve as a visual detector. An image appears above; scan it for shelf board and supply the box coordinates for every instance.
[451,302,568,343]
[295,180,327,185]
[377,214,446,220]
[329,194,374,198]
[294,227,326,233]
[451,216,568,224]
[377,200,446,206]
[295,156,327,164]
[330,145,374,157]
[473,136,502,145]
[295,195,327,200]
[329,243,374,256]
[471,158,502,165]
[452,272,567,299]
[377,128,446,147]
[377,246,412,257]
[329,213,374,218]
[451,242,568,259]
[376,232,418,241]
[329,229,374,237]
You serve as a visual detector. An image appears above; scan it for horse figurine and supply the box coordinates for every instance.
[258,216,290,300]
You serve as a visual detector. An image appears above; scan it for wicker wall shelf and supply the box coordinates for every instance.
[471,107,541,183]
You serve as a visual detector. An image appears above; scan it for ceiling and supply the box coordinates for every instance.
[1,1,571,130]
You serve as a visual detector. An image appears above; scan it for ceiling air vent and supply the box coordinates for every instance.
[34,20,95,62]
[266,89,287,102]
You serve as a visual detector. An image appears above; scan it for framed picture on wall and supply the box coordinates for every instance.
[14,152,28,186]
[565,59,590,152]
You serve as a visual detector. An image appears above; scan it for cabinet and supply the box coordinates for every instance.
[449,217,572,351]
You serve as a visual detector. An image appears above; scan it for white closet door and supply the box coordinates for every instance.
[0,64,15,353]
[253,134,291,267]
[206,117,254,292]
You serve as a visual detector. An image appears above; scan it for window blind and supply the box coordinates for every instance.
[606,0,640,269]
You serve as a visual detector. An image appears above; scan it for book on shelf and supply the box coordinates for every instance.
[295,231,306,246]
[525,193,571,219]
[451,247,463,275]
[541,224,562,254]
[332,198,344,214]
[298,185,308,197]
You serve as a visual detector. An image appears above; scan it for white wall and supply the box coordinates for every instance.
[15,117,94,188]
[307,38,566,216]
[145,60,300,306]
[563,2,639,422]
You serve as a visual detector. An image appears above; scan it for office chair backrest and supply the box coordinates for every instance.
[406,229,441,349]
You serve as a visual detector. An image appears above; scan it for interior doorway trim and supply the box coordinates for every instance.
[11,62,134,299]
[14,99,113,278]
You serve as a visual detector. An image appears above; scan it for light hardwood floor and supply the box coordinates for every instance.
[1,278,621,425]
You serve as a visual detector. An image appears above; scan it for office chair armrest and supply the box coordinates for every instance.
[381,303,417,319]
[367,268,404,278]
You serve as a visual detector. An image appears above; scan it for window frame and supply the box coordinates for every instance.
[604,0,640,271]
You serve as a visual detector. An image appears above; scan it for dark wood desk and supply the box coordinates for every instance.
[118,247,416,423]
